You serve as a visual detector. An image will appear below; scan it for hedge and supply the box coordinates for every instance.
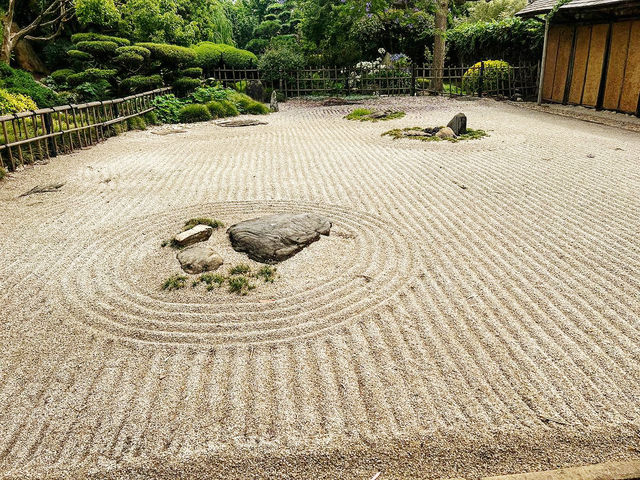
[181,67,203,78]
[114,51,146,69]
[136,42,196,68]
[192,42,224,72]
[67,49,93,61]
[120,74,163,93]
[115,46,151,60]
[50,68,75,85]
[71,33,130,47]
[448,18,544,64]
[173,77,201,95]
[461,60,511,93]
[67,68,118,87]
[74,40,119,57]
[220,46,258,69]
[205,99,238,118]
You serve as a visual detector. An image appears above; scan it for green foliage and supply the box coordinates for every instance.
[173,77,202,95]
[192,42,224,73]
[448,18,544,64]
[50,69,75,86]
[193,273,226,290]
[74,80,112,101]
[205,100,239,118]
[227,276,255,295]
[115,46,151,60]
[136,42,197,68]
[382,127,488,142]
[244,38,269,55]
[178,103,212,123]
[190,85,230,103]
[71,33,131,47]
[230,92,269,114]
[67,50,93,62]
[144,110,159,125]
[461,60,511,93]
[121,75,163,93]
[0,64,60,108]
[462,0,527,22]
[182,218,224,230]
[76,0,121,28]
[0,166,6,180]
[345,108,405,121]
[151,94,185,123]
[114,51,146,70]
[220,46,258,69]
[127,116,147,130]
[254,19,282,38]
[0,88,38,115]
[258,45,305,82]
[229,263,251,275]
[256,265,277,283]
[162,274,188,291]
[74,40,119,58]
[181,67,203,78]
[67,68,118,87]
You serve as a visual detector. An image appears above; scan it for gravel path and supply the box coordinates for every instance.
[0,97,639,479]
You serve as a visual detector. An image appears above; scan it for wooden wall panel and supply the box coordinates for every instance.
[542,26,561,101]
[582,23,609,106]
[619,20,640,113]
[568,25,592,104]
[603,21,632,110]
[552,25,575,102]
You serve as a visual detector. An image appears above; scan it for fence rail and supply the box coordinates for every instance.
[0,87,171,172]
[211,62,539,99]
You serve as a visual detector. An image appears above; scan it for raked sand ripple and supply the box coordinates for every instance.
[0,96,639,479]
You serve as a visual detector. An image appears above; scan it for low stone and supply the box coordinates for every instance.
[228,213,332,263]
[447,113,467,136]
[270,90,279,112]
[177,245,223,274]
[405,130,432,137]
[436,126,456,139]
[174,224,213,247]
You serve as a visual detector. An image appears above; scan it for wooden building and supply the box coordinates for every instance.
[517,0,640,115]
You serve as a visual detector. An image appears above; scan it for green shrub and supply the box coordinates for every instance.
[127,116,147,130]
[74,79,112,101]
[0,64,60,108]
[231,92,269,115]
[144,110,159,125]
[190,85,230,103]
[192,42,224,73]
[254,19,282,38]
[74,40,119,57]
[0,166,6,180]
[258,45,305,82]
[114,52,145,70]
[115,46,151,60]
[181,67,203,78]
[0,88,38,114]
[120,74,163,94]
[71,32,130,47]
[151,94,185,123]
[461,60,511,94]
[220,46,258,69]
[448,18,543,64]
[67,50,92,62]
[68,68,118,87]
[136,42,196,68]
[244,38,269,55]
[205,99,239,118]
[50,69,75,85]
[178,103,212,123]
[173,77,201,95]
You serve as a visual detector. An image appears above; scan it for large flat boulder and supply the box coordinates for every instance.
[228,213,332,263]
[177,245,223,274]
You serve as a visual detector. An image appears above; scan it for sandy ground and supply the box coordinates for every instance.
[0,96,639,479]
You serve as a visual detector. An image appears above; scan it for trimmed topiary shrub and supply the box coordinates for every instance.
[178,103,212,123]
[67,49,92,62]
[114,51,145,70]
[74,40,119,58]
[115,46,151,60]
[173,77,201,95]
[192,42,224,73]
[245,38,269,55]
[0,88,38,114]
[461,60,511,94]
[68,68,118,87]
[231,92,269,114]
[205,99,238,118]
[181,67,203,78]
[71,33,130,47]
[136,43,196,68]
[0,63,60,108]
[50,69,75,85]
[120,74,163,93]
[220,46,258,69]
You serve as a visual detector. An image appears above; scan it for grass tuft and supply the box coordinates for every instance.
[256,265,277,283]
[228,275,255,295]
[183,217,224,231]
[0,167,6,181]
[345,108,405,122]
[162,274,187,291]
[229,263,251,275]
[193,273,226,290]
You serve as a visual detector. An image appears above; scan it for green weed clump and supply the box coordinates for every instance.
[382,127,488,142]
[183,217,224,231]
[178,104,212,123]
[228,276,255,295]
[193,273,226,290]
[256,265,277,283]
[0,166,6,180]
[162,274,187,291]
[229,264,251,275]
[206,100,239,118]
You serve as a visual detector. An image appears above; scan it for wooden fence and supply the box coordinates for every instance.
[211,62,539,99]
[0,87,170,172]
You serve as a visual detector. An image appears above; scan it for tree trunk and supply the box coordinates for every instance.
[432,0,448,92]
[1,14,13,63]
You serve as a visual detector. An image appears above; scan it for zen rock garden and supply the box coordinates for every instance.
[163,213,332,294]
[383,112,488,142]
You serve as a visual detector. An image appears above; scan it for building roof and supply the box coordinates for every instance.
[516,0,631,17]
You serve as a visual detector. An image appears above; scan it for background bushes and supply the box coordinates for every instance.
[0,64,60,108]
[121,74,163,94]
[461,60,511,93]
[136,43,196,68]
[178,104,212,123]
[0,88,38,114]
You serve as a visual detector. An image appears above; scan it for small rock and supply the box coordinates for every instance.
[174,224,213,247]
[228,213,332,263]
[177,245,223,274]
[436,127,456,139]
[270,90,279,112]
[405,130,432,137]
[447,113,467,136]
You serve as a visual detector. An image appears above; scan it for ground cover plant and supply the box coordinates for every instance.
[345,108,406,122]
[382,127,488,142]
[189,264,278,295]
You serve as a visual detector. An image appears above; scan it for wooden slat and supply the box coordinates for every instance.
[568,25,592,104]
[582,23,609,106]
[618,20,640,113]
[603,20,632,110]
[552,25,575,102]
[543,25,561,101]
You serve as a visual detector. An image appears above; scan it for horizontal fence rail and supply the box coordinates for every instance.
[212,62,539,100]
[0,87,171,172]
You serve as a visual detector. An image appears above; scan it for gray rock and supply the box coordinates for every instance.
[246,80,264,102]
[177,245,223,274]
[228,213,332,263]
[436,126,456,139]
[447,113,467,136]
[174,224,213,247]
[270,90,279,112]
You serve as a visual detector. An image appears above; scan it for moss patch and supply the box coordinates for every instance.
[345,108,405,122]
[382,127,488,143]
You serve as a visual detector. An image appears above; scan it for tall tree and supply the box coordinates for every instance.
[432,0,448,91]
[1,0,74,63]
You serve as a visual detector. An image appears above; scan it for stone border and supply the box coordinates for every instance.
[479,460,640,480]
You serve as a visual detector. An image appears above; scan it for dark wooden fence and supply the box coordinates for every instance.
[211,62,539,99]
[0,87,170,172]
